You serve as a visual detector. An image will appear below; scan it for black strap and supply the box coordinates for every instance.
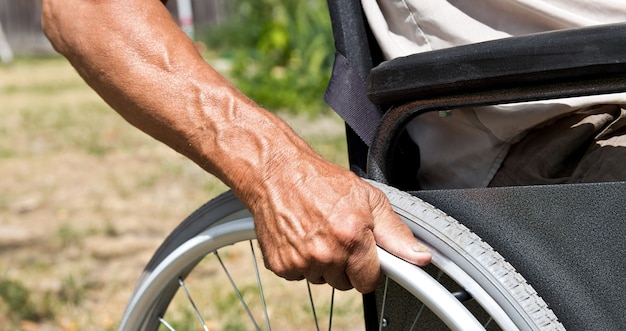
[324,52,382,146]
[325,0,384,147]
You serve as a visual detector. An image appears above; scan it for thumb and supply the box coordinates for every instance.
[372,197,432,266]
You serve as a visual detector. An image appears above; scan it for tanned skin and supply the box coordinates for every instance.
[42,0,431,293]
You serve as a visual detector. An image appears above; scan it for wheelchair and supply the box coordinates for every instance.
[119,1,626,329]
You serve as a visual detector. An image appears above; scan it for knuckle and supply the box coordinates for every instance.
[264,254,305,281]
[306,243,337,266]
[333,215,371,247]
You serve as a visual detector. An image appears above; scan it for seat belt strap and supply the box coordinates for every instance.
[324,51,382,147]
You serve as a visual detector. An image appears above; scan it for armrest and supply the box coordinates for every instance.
[367,23,626,105]
[366,23,626,188]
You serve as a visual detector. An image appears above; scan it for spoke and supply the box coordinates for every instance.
[159,317,176,331]
[409,304,427,331]
[410,270,445,330]
[249,241,271,331]
[328,287,335,331]
[178,278,209,331]
[378,276,390,331]
[307,281,321,331]
[216,251,261,330]
[484,317,494,329]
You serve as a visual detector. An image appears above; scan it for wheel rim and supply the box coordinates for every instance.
[120,217,529,330]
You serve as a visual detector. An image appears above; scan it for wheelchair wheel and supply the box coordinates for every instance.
[118,181,564,330]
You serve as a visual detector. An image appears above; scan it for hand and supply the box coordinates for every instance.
[242,152,432,293]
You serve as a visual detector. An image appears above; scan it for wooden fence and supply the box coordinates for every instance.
[0,0,230,56]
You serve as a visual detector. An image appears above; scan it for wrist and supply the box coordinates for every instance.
[187,93,316,203]
[228,119,318,208]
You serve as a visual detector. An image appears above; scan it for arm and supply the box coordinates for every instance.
[42,0,430,292]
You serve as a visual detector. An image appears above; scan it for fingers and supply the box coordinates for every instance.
[344,185,432,292]
[344,233,382,293]
[370,190,432,267]
[258,226,356,290]
[258,217,377,292]
[299,246,378,292]
[297,250,354,290]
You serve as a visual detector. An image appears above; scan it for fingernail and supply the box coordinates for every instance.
[412,242,430,253]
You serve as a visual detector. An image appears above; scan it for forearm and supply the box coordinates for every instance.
[42,0,319,200]
[42,0,432,293]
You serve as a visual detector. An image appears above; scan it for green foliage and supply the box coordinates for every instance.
[201,0,334,114]
[0,278,43,323]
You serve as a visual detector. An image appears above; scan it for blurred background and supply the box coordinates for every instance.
[1,0,335,113]
[1,0,355,330]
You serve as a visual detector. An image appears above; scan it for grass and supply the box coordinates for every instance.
[0,56,352,330]
[159,241,364,330]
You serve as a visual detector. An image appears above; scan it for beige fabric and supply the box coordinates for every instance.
[489,105,626,186]
[361,0,626,189]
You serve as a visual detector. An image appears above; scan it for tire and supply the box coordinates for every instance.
[118,181,564,330]
[367,180,564,331]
